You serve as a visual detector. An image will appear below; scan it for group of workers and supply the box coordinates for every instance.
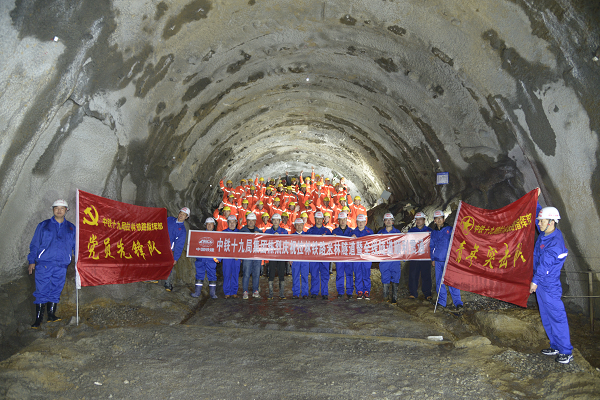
[26,182,575,363]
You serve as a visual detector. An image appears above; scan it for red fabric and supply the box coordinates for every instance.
[187,231,431,262]
[443,190,538,307]
[76,190,173,287]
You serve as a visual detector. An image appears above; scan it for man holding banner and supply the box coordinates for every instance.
[530,200,573,364]
[164,207,190,292]
[431,210,463,309]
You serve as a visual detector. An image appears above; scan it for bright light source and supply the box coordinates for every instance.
[436,159,440,162]
[53,36,59,42]
[306,77,309,81]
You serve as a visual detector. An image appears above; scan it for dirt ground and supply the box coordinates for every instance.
[1,271,600,399]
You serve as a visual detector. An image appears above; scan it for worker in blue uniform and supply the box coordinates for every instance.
[264,213,289,299]
[408,211,433,300]
[222,215,241,298]
[191,217,219,299]
[291,218,310,299]
[352,214,373,300]
[530,195,573,364]
[164,207,190,291]
[28,199,76,328]
[377,213,402,303]
[306,211,332,299]
[332,212,355,299]
[431,210,463,309]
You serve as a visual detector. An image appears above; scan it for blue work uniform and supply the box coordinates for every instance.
[377,227,402,284]
[28,216,76,304]
[352,226,374,294]
[165,216,188,286]
[222,227,241,296]
[332,225,356,295]
[306,225,332,296]
[533,203,572,355]
[408,225,433,297]
[194,257,218,282]
[431,224,462,307]
[291,231,310,297]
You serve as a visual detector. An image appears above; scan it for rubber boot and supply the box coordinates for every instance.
[279,281,286,299]
[46,302,61,322]
[31,304,44,328]
[391,283,398,304]
[267,281,274,300]
[191,281,203,298]
[382,284,390,302]
[209,282,218,299]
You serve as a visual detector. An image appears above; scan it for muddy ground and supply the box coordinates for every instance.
[1,270,600,399]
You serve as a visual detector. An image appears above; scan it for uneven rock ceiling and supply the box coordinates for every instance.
[0,0,599,293]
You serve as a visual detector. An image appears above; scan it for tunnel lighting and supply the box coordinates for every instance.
[436,159,440,162]
[53,36,59,42]
[306,77,310,81]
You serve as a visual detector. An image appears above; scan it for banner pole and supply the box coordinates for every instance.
[75,189,80,326]
[435,201,462,313]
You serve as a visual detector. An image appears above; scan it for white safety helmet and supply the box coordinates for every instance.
[52,199,68,210]
[179,207,190,216]
[271,213,281,220]
[246,213,257,221]
[205,217,215,225]
[227,215,237,221]
[337,212,348,219]
[314,211,324,219]
[537,207,560,223]
[414,211,427,220]
[356,214,367,222]
[383,212,394,221]
[294,218,304,225]
[433,210,445,218]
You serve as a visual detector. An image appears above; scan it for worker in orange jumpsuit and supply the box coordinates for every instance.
[234,179,248,199]
[350,196,367,222]
[219,178,235,201]
[300,212,313,232]
[300,200,316,226]
[246,186,260,210]
[341,206,356,229]
[297,184,311,205]
[319,197,338,221]
[257,212,272,232]
[252,200,267,221]
[213,206,231,231]
[280,212,293,234]
[311,181,327,209]
[267,197,285,218]
[221,193,239,216]
[254,176,266,196]
[282,186,297,209]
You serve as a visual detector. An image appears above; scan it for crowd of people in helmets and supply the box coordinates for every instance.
[27,187,574,363]
[180,168,465,305]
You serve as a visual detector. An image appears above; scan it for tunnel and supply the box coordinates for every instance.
[1,0,600,395]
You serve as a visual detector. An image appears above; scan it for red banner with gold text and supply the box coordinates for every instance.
[76,190,174,287]
[442,189,538,307]
[187,231,431,262]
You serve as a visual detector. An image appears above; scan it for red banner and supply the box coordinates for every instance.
[187,231,430,262]
[443,189,538,307]
[76,190,174,287]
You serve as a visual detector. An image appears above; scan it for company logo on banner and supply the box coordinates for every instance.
[187,231,431,262]
[76,190,174,287]
[443,189,538,307]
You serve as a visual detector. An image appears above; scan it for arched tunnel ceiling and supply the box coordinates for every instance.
[0,0,599,284]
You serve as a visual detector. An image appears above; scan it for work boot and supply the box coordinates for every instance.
[382,284,390,302]
[46,302,61,322]
[267,281,274,300]
[209,282,218,299]
[191,281,203,298]
[391,283,398,304]
[279,281,286,299]
[31,304,44,328]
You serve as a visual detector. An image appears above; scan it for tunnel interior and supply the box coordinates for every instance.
[0,0,600,332]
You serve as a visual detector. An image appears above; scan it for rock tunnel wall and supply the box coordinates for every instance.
[0,0,599,309]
